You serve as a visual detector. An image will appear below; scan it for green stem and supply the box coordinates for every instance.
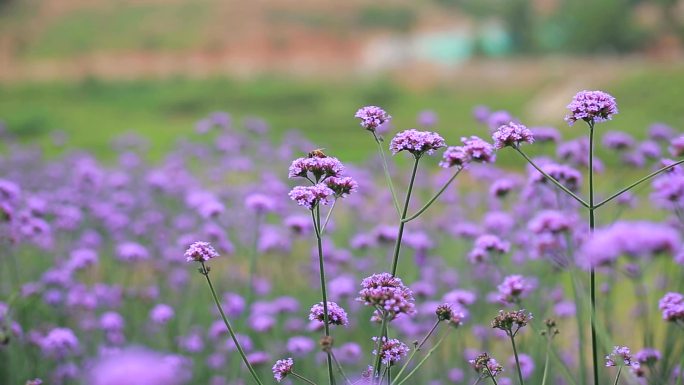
[510,334,526,385]
[484,365,500,385]
[200,263,264,385]
[588,121,599,385]
[330,350,353,385]
[373,314,390,381]
[594,159,684,209]
[612,366,622,385]
[540,338,551,385]
[373,132,401,216]
[402,168,463,223]
[390,156,420,276]
[312,207,336,385]
[393,329,450,385]
[417,320,441,350]
[393,320,442,382]
[514,146,589,208]
[320,199,337,235]
[291,371,320,385]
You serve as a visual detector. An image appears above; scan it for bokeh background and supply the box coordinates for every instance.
[1,0,683,161]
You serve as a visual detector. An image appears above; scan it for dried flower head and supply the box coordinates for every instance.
[184,241,219,263]
[390,129,446,157]
[469,353,503,378]
[565,90,618,126]
[491,309,533,336]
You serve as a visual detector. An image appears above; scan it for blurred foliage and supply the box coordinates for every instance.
[356,5,417,32]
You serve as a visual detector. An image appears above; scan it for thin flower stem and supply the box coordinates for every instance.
[402,168,463,223]
[390,157,421,276]
[417,320,441,350]
[509,334,526,385]
[320,199,337,235]
[330,350,353,385]
[612,366,622,385]
[200,263,264,385]
[540,338,551,385]
[588,121,600,385]
[312,207,336,385]
[387,367,391,385]
[484,366,500,385]
[373,314,390,381]
[393,329,451,385]
[470,377,484,385]
[291,371,320,385]
[393,320,442,382]
[373,132,401,216]
[514,147,589,208]
[379,367,389,385]
[593,159,684,209]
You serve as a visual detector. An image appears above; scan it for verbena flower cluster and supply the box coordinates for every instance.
[565,90,619,126]
[357,273,416,320]
[389,129,446,157]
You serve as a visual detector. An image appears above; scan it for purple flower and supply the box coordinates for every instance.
[325,176,358,198]
[440,146,470,168]
[288,184,334,210]
[357,273,416,320]
[669,135,684,157]
[288,155,344,181]
[85,348,190,385]
[602,131,635,151]
[372,337,409,366]
[634,348,661,365]
[565,90,618,126]
[389,129,446,157]
[417,110,438,127]
[40,328,79,359]
[184,241,219,263]
[529,127,561,143]
[529,163,582,192]
[308,301,349,326]
[99,311,124,332]
[497,275,536,304]
[508,354,535,379]
[649,123,674,141]
[150,304,175,325]
[116,242,149,262]
[355,106,391,132]
[245,193,277,213]
[272,357,294,382]
[461,136,496,163]
[605,346,636,367]
[286,336,315,356]
[492,122,534,149]
[658,292,684,322]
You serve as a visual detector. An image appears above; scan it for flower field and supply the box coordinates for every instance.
[1,91,683,385]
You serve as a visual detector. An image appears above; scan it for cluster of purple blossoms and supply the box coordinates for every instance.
[497,275,536,304]
[288,155,344,182]
[272,357,294,382]
[492,122,535,149]
[40,327,79,359]
[439,136,496,168]
[565,90,619,126]
[530,163,582,191]
[468,234,510,264]
[670,135,684,157]
[357,273,416,320]
[469,353,504,378]
[605,346,637,368]
[288,184,334,210]
[634,348,661,365]
[372,337,409,366]
[184,241,219,263]
[528,210,574,234]
[308,301,349,326]
[85,348,190,385]
[325,176,358,198]
[389,129,446,157]
[658,292,684,322]
[602,131,635,151]
[245,193,277,213]
[355,106,391,132]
